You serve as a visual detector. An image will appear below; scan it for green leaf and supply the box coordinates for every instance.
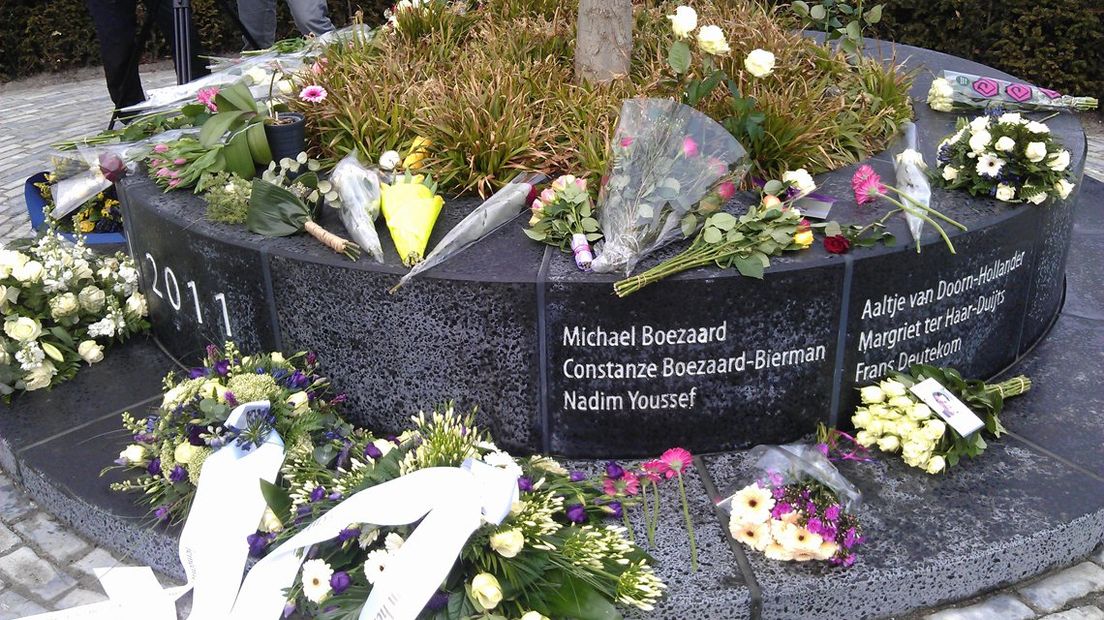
[763,180,784,196]
[680,213,698,237]
[216,82,261,114]
[581,217,600,232]
[259,478,292,521]
[845,20,862,40]
[810,4,827,20]
[732,255,765,279]
[791,0,811,16]
[537,571,622,620]
[703,227,723,244]
[223,131,256,179]
[882,232,896,246]
[199,111,247,148]
[247,179,310,237]
[668,41,691,74]
[709,212,737,231]
[864,4,883,24]
[825,220,843,236]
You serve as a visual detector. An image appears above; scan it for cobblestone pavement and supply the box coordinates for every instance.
[0,67,1102,619]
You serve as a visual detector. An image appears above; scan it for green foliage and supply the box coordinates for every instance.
[202,171,252,224]
[791,0,885,60]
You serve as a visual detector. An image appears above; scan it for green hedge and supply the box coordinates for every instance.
[0,0,390,82]
[870,0,1104,101]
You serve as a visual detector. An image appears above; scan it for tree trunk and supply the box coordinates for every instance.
[574,0,633,84]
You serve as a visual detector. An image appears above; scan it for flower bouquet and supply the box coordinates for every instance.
[109,343,349,522]
[524,174,600,270]
[589,98,749,275]
[394,172,546,291]
[32,178,123,235]
[927,71,1098,114]
[329,153,385,263]
[380,171,446,267]
[934,113,1076,205]
[261,405,666,618]
[721,444,864,566]
[851,364,1031,473]
[0,229,148,396]
[248,167,362,261]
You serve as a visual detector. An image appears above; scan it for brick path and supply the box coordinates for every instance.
[0,66,1101,619]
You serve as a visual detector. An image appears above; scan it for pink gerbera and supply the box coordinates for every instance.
[299,85,328,104]
[640,459,668,482]
[660,447,693,475]
[196,86,219,112]
[602,470,641,497]
[851,164,885,205]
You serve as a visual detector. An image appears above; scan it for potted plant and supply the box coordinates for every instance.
[261,64,306,163]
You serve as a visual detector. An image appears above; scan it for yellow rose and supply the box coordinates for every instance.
[489,529,524,558]
[402,136,431,170]
[793,230,814,248]
[470,573,503,611]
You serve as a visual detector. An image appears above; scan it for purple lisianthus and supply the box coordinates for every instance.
[186,425,207,446]
[604,500,623,518]
[518,477,533,492]
[154,506,170,521]
[329,571,351,594]
[146,457,162,477]
[306,351,318,365]
[331,393,348,404]
[566,504,586,523]
[169,466,187,483]
[569,471,587,482]
[605,461,624,479]
[328,491,343,501]
[188,367,207,379]
[286,370,308,389]
[282,601,296,618]
[309,486,326,502]
[337,527,361,543]
[364,443,383,459]
[214,359,230,376]
[247,531,274,557]
[824,504,841,522]
[425,591,449,611]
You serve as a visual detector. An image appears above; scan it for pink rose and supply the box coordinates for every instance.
[717,180,736,200]
[681,136,699,158]
[539,188,557,204]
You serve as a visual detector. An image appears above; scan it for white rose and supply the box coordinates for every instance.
[270,352,285,364]
[13,260,44,283]
[520,612,550,620]
[1054,179,1074,200]
[995,184,1016,202]
[22,361,56,391]
[1025,120,1050,134]
[880,380,907,398]
[877,435,901,452]
[969,116,990,134]
[908,403,933,421]
[859,385,885,404]
[997,112,1022,125]
[287,391,310,413]
[470,573,503,611]
[854,430,876,447]
[78,286,106,313]
[667,6,697,39]
[259,507,283,533]
[276,80,293,96]
[77,340,104,365]
[696,25,732,56]
[743,48,775,77]
[930,78,953,99]
[120,444,147,464]
[1024,141,1048,163]
[489,529,524,558]
[50,293,80,319]
[1024,188,1047,205]
[968,130,991,154]
[925,455,946,474]
[852,408,872,428]
[942,165,959,181]
[1048,150,1070,171]
[994,136,1015,152]
[923,419,947,440]
[379,150,401,171]
[781,168,815,197]
[0,250,28,274]
[895,148,927,169]
[126,293,148,317]
[244,66,270,86]
[161,384,186,409]
[4,317,41,343]
[901,441,931,464]
[175,442,199,464]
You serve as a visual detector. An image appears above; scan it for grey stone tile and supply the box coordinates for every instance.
[1040,606,1104,620]
[13,513,90,563]
[53,587,107,609]
[1019,562,1104,613]
[0,590,48,619]
[0,547,77,601]
[925,594,1036,620]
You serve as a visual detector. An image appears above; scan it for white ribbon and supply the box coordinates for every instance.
[21,401,284,620]
[230,457,519,620]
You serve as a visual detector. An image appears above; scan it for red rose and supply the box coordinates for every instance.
[824,235,851,254]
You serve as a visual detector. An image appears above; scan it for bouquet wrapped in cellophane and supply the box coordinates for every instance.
[927,70,1097,114]
[720,444,864,566]
[329,153,385,263]
[590,98,749,275]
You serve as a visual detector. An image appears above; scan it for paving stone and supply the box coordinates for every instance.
[0,477,35,521]
[1040,606,1104,620]
[72,547,120,578]
[13,513,90,563]
[0,525,21,555]
[54,587,108,608]
[1092,545,1104,566]
[0,590,48,619]
[925,594,1036,620]
[0,547,77,601]
[1020,563,1104,613]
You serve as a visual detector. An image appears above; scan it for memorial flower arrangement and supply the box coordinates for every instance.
[722,445,864,566]
[380,171,446,266]
[927,71,1098,114]
[0,229,147,396]
[934,113,1076,205]
[258,405,666,618]
[851,157,966,252]
[109,342,349,522]
[851,365,1032,473]
[525,174,601,270]
[33,180,124,235]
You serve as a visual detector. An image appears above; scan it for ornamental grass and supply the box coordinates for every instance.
[295,0,913,196]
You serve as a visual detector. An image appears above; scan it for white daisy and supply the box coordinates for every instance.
[975,153,1005,178]
[730,519,772,552]
[300,559,333,603]
[729,483,775,524]
[364,549,390,584]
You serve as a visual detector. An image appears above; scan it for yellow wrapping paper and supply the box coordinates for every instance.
[380,174,445,266]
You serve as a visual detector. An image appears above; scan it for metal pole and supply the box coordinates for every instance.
[172,0,193,85]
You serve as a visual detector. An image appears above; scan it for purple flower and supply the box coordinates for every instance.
[169,466,187,483]
[771,486,786,500]
[767,471,783,486]
[771,502,792,519]
[605,461,624,479]
[824,504,841,522]
[282,601,296,618]
[364,443,383,459]
[328,491,343,501]
[806,517,824,535]
[425,591,449,611]
[332,393,348,404]
[805,501,817,516]
[337,527,361,542]
[286,370,308,389]
[154,506,170,521]
[146,457,162,476]
[188,367,207,379]
[214,360,230,376]
[329,571,351,594]
[309,486,326,502]
[822,524,838,540]
[604,500,623,518]
[224,391,238,407]
[566,504,586,523]
[816,442,830,457]
[569,471,587,482]
[518,477,533,492]
[844,527,859,549]
[187,425,207,446]
[247,532,273,557]
[306,351,318,366]
[843,553,857,567]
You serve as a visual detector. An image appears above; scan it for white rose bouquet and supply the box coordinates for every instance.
[0,229,148,396]
[851,365,1031,473]
[927,71,1097,114]
[934,113,1076,205]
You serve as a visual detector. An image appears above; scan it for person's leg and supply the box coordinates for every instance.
[147,0,211,80]
[286,0,335,37]
[235,0,277,49]
[84,0,145,110]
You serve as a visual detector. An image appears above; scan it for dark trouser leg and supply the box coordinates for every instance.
[85,0,145,110]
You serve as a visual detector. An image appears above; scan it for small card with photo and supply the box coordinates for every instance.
[793,196,834,220]
[909,378,985,437]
